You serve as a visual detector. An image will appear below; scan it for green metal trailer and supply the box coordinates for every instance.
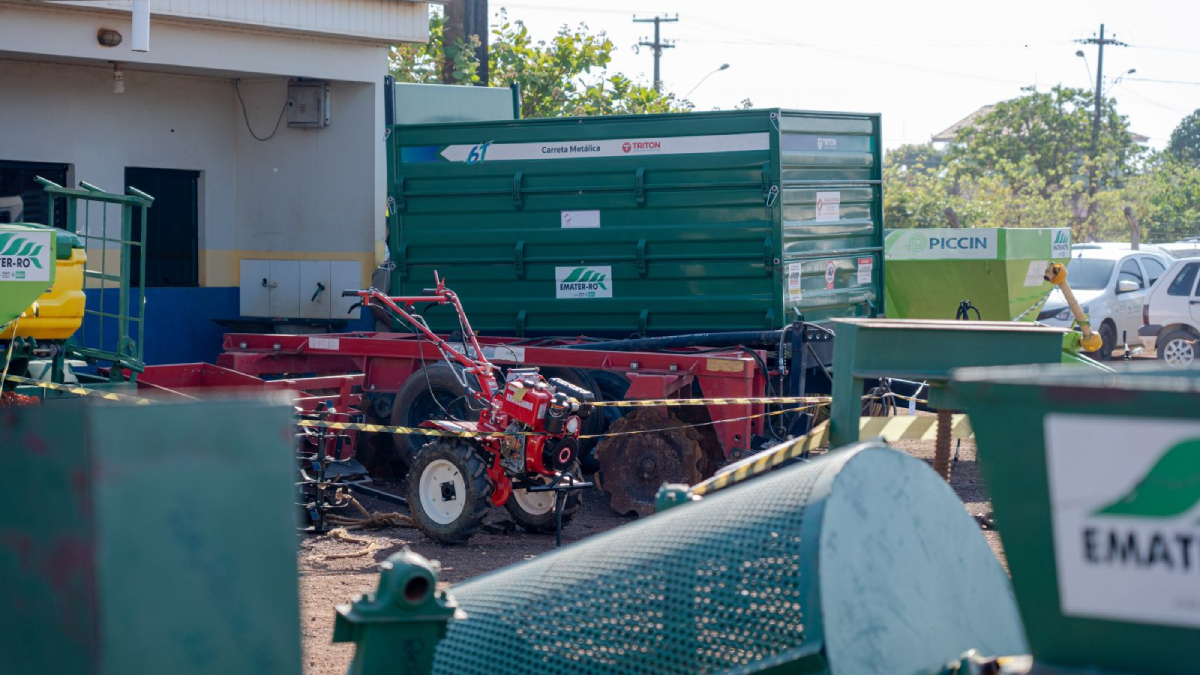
[387,108,883,336]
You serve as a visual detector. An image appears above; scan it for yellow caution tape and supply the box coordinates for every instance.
[691,413,973,497]
[4,375,156,405]
[298,403,829,440]
[859,414,973,442]
[590,395,831,407]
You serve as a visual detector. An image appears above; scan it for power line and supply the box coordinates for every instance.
[1128,77,1200,86]
[633,14,678,92]
[1076,24,1127,197]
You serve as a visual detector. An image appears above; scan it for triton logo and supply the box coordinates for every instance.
[817,137,838,150]
[622,142,632,153]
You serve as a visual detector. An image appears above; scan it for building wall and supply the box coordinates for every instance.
[51,0,430,43]
[0,1,408,362]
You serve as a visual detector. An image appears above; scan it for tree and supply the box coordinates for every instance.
[1168,110,1200,168]
[948,86,1140,198]
[391,11,691,118]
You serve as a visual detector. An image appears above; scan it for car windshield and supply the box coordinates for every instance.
[1067,258,1115,290]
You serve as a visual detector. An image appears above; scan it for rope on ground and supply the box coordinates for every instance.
[315,496,416,561]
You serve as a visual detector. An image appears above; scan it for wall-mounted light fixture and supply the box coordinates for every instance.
[97,28,123,48]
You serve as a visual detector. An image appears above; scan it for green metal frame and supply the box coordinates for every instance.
[37,177,153,381]
[828,318,1067,448]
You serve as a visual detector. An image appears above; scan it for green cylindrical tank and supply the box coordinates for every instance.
[388,109,884,335]
[884,227,1072,321]
[400,442,1027,675]
[0,223,57,327]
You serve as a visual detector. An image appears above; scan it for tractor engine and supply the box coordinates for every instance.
[492,371,594,476]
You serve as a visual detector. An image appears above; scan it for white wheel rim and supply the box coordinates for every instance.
[511,479,556,516]
[418,459,467,524]
[1163,339,1195,366]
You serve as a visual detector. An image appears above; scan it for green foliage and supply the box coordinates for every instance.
[391,11,691,118]
[1168,109,1200,168]
[883,88,1200,243]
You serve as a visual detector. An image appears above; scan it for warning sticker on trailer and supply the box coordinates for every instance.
[824,261,837,290]
[815,191,841,222]
[309,337,340,351]
[787,263,802,303]
[561,210,601,229]
[857,257,873,286]
[1024,260,1049,287]
[556,265,612,299]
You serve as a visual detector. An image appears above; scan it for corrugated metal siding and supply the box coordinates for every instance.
[388,109,884,336]
[54,0,429,43]
[778,111,883,319]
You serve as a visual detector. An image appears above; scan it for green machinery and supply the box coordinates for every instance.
[1,178,151,395]
[953,365,1200,675]
[1,399,301,675]
[883,227,1072,321]
[388,108,884,335]
[0,223,57,326]
[335,442,1027,675]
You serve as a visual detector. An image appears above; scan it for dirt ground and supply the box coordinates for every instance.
[297,431,1004,675]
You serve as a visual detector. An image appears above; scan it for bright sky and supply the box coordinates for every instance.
[496,0,1200,151]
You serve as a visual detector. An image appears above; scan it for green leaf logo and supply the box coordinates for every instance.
[1054,230,1069,244]
[1094,438,1200,518]
[0,235,44,268]
[562,267,607,289]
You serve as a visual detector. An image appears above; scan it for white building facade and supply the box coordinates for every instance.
[0,0,430,363]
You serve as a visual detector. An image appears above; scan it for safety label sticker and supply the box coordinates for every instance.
[309,337,341,351]
[857,257,873,286]
[1052,228,1071,258]
[556,265,612,299]
[1024,260,1048,287]
[824,261,836,290]
[787,262,803,302]
[1045,414,1200,629]
[561,210,600,229]
[815,191,841,222]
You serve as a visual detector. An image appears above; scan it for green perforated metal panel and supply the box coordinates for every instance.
[426,443,1026,675]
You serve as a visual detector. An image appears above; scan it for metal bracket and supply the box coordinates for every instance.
[639,309,650,335]
[764,236,774,273]
[634,167,646,205]
[636,239,648,277]
[394,179,405,212]
[765,185,779,208]
[515,309,527,337]
[513,171,524,208]
[396,243,409,281]
[514,240,525,279]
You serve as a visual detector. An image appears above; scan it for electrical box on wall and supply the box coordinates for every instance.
[287,81,330,128]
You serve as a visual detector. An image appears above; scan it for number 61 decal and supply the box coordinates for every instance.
[466,141,493,165]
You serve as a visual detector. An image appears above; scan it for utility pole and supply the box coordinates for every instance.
[441,0,489,85]
[1076,24,1126,197]
[634,14,678,92]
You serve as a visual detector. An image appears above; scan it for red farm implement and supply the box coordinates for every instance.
[212,283,830,522]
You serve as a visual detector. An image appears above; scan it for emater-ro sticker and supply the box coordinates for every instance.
[401,133,770,164]
[0,230,52,282]
[1045,414,1200,628]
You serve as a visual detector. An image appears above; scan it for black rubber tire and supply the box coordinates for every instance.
[406,439,493,545]
[1157,329,1198,367]
[1096,321,1117,361]
[504,463,583,534]
[391,363,480,468]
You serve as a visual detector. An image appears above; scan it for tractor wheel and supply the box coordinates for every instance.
[406,439,493,545]
[594,409,705,518]
[391,363,479,469]
[504,463,583,533]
